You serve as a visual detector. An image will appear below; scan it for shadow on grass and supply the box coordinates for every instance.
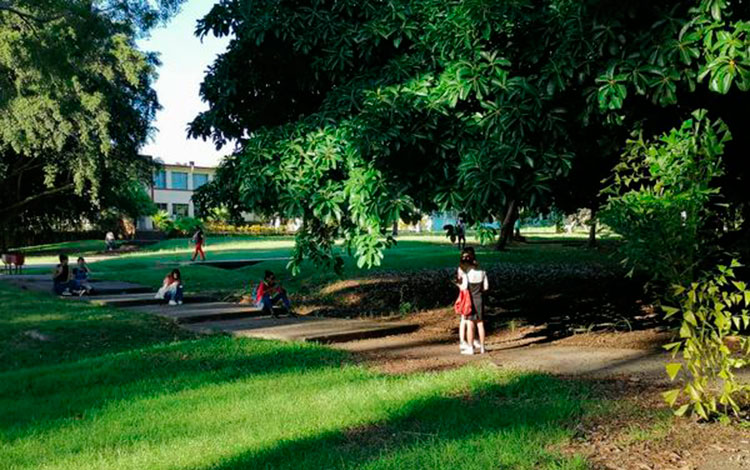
[0,337,349,439]
[201,373,591,470]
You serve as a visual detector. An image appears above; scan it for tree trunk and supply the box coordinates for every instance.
[588,208,597,248]
[392,220,398,237]
[496,199,518,250]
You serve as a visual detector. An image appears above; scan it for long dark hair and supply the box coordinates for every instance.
[459,248,477,274]
[170,268,181,280]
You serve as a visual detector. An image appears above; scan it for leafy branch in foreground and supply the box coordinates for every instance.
[663,260,750,420]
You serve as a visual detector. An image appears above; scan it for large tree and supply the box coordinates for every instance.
[0,0,183,247]
[192,0,750,273]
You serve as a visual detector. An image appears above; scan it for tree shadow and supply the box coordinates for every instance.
[197,373,592,470]
[303,262,655,344]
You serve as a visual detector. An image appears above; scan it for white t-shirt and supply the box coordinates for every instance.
[457,267,488,291]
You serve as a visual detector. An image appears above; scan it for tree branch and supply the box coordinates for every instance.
[0,2,66,25]
[0,183,75,216]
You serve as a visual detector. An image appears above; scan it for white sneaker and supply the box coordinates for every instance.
[459,341,469,353]
[479,345,486,354]
[473,340,481,349]
[168,300,177,306]
[460,347,475,356]
[61,290,72,297]
[177,300,183,305]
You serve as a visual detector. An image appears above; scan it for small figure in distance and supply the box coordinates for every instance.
[255,270,295,318]
[191,228,206,262]
[52,254,77,296]
[105,231,116,251]
[155,268,184,305]
[72,257,94,296]
[456,214,466,251]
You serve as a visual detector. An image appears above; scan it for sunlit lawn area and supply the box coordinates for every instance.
[19,234,618,297]
[0,283,593,470]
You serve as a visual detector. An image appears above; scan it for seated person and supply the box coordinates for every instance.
[255,270,294,318]
[72,257,94,295]
[105,231,116,251]
[155,269,183,305]
[52,254,76,296]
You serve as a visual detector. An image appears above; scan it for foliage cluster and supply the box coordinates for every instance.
[663,261,750,420]
[151,212,203,236]
[0,1,183,247]
[204,221,289,236]
[600,110,730,288]
[192,0,750,273]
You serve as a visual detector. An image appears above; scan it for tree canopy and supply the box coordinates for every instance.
[186,0,750,273]
[0,0,183,246]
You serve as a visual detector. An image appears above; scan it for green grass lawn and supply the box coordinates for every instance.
[0,283,593,470]
[20,234,617,298]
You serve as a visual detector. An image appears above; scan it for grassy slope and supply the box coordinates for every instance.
[0,283,592,470]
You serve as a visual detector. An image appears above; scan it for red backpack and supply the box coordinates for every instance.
[454,290,472,316]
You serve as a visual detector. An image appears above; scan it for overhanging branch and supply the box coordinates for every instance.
[0,183,75,216]
[0,2,66,25]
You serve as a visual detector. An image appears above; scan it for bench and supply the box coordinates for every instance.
[1,253,25,274]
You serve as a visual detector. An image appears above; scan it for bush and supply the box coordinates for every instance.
[173,217,203,235]
[204,221,288,236]
[600,110,730,287]
[152,211,174,233]
[663,260,750,420]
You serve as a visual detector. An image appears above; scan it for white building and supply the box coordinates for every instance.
[138,161,214,230]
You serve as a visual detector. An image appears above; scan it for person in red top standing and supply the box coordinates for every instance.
[255,270,295,318]
[191,228,206,261]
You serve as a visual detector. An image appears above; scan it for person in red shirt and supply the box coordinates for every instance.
[255,270,294,318]
[191,229,206,261]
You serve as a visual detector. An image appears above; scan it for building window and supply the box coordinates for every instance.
[153,171,166,189]
[171,171,188,189]
[193,173,209,189]
[156,203,168,213]
[172,203,189,217]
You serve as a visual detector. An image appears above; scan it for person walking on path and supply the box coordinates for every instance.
[255,270,295,318]
[456,248,488,355]
[191,228,206,261]
[155,269,184,305]
[456,215,466,251]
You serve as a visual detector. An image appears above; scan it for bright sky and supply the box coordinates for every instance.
[138,0,230,167]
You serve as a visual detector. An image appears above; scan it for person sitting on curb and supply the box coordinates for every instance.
[254,270,295,318]
[72,257,94,296]
[155,269,183,305]
[52,254,77,296]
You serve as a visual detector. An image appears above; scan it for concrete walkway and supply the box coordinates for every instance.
[184,316,419,343]
[1,276,421,345]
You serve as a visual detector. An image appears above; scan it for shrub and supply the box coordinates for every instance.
[204,221,288,236]
[600,110,730,287]
[173,217,203,235]
[152,210,174,233]
[663,260,750,420]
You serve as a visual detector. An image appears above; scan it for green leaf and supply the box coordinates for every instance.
[674,403,690,417]
[663,388,681,406]
[666,363,683,381]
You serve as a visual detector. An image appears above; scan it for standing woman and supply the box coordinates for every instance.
[457,248,488,355]
[191,228,206,262]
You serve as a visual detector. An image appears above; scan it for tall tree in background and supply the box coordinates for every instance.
[192,0,750,273]
[0,0,183,247]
